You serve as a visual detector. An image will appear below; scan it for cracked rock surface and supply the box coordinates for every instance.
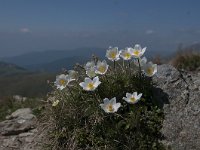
[0,108,41,150]
[153,64,200,150]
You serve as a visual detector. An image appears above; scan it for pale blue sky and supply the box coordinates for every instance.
[0,0,200,56]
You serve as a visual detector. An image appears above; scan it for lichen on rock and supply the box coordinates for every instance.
[153,64,200,150]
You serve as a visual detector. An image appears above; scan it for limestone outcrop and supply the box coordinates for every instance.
[153,65,200,150]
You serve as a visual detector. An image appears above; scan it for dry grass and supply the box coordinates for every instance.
[170,50,200,71]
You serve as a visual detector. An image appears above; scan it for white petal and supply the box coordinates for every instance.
[66,75,75,82]
[133,92,137,97]
[100,104,108,113]
[79,82,85,88]
[93,76,99,83]
[113,47,118,52]
[106,51,109,58]
[57,74,66,79]
[96,60,101,66]
[113,103,121,112]
[154,64,158,73]
[137,93,142,99]
[103,98,110,104]
[126,93,132,98]
[123,97,129,102]
[127,47,133,53]
[134,44,142,50]
[84,77,92,83]
[93,77,101,87]
[115,57,120,61]
[85,61,95,69]
[94,81,101,87]
[59,86,65,90]
[110,97,116,105]
[141,57,147,66]
[142,47,146,54]
[100,103,105,109]
[68,78,75,83]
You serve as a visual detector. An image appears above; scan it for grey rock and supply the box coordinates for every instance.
[153,64,200,150]
[0,108,36,136]
[0,108,42,150]
[6,108,32,120]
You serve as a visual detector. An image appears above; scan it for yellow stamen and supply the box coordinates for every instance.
[124,52,131,59]
[147,67,154,75]
[109,52,117,59]
[59,79,66,85]
[87,83,94,90]
[98,66,106,73]
[133,50,140,56]
[130,97,136,102]
[107,104,114,112]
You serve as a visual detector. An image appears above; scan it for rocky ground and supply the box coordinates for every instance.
[0,108,41,150]
[0,64,199,150]
[153,64,200,150]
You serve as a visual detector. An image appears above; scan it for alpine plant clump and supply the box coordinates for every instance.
[43,44,165,150]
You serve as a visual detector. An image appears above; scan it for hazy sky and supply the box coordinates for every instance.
[0,0,200,57]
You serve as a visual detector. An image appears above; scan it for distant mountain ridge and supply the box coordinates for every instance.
[27,56,89,72]
[0,47,107,72]
[0,61,29,77]
[1,46,178,73]
[1,48,105,66]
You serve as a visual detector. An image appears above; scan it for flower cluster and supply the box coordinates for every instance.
[53,44,158,113]
[54,70,78,90]
[84,60,109,78]
[100,92,142,113]
[106,45,157,77]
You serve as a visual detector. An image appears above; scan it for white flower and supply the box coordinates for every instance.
[79,76,101,91]
[86,67,96,78]
[95,60,109,75]
[120,49,132,60]
[54,74,69,90]
[106,47,120,61]
[143,61,157,77]
[100,97,121,113]
[123,92,142,104]
[85,61,96,78]
[134,57,147,67]
[52,100,59,107]
[68,70,78,81]
[85,61,95,70]
[128,44,146,58]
